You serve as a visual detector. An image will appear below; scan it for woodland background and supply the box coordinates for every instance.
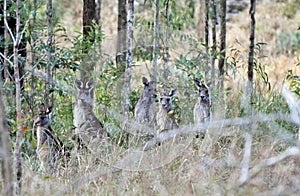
[0,0,300,195]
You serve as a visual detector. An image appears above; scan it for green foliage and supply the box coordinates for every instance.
[286,65,300,98]
[174,35,207,80]
[277,31,300,55]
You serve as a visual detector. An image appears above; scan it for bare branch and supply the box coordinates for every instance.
[3,0,16,44]
[143,113,300,150]
[239,146,300,187]
[238,132,253,184]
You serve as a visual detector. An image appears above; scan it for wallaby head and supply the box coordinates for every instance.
[142,77,157,100]
[34,103,53,129]
[75,79,94,105]
[158,88,177,112]
[194,78,210,103]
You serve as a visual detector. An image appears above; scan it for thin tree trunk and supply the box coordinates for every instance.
[163,0,169,87]
[95,0,102,25]
[0,77,13,196]
[124,0,134,118]
[13,0,23,193]
[211,0,216,88]
[95,0,102,52]
[30,0,37,118]
[45,0,53,106]
[116,0,127,69]
[218,0,226,89]
[204,0,210,81]
[81,0,96,81]
[151,0,159,84]
[248,0,256,98]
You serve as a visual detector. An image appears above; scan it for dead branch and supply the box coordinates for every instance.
[238,146,300,187]
[238,132,253,184]
[143,113,300,150]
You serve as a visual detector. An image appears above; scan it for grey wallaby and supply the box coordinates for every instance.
[34,103,65,171]
[74,80,109,149]
[193,78,211,137]
[134,77,157,128]
[156,87,178,133]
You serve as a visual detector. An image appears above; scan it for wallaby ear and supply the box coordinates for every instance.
[194,78,201,87]
[206,81,211,88]
[39,103,46,112]
[169,89,177,97]
[142,77,149,86]
[86,81,94,89]
[46,106,53,114]
[157,87,164,96]
[75,79,83,89]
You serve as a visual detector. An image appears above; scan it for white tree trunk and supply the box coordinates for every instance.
[12,0,23,193]
[124,0,134,118]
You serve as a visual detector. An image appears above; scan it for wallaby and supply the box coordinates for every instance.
[193,78,211,137]
[156,88,178,133]
[74,79,108,149]
[134,77,157,128]
[34,103,65,172]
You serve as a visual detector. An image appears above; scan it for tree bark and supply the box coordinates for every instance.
[95,0,102,25]
[13,0,23,193]
[204,0,210,81]
[151,0,159,84]
[81,0,96,81]
[248,0,256,98]
[45,0,53,107]
[124,0,134,118]
[116,0,127,70]
[218,0,226,89]
[0,77,13,196]
[211,0,217,88]
[163,0,169,87]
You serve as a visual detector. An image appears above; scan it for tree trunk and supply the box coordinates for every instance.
[163,0,169,87]
[116,0,127,70]
[248,0,256,98]
[81,0,96,81]
[211,0,216,88]
[13,0,23,193]
[218,0,226,89]
[45,0,53,106]
[124,0,134,118]
[95,0,102,56]
[0,77,13,196]
[151,0,159,84]
[30,0,37,118]
[204,0,210,81]
[95,0,102,25]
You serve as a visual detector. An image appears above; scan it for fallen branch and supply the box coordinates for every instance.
[143,113,299,150]
[238,146,300,187]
